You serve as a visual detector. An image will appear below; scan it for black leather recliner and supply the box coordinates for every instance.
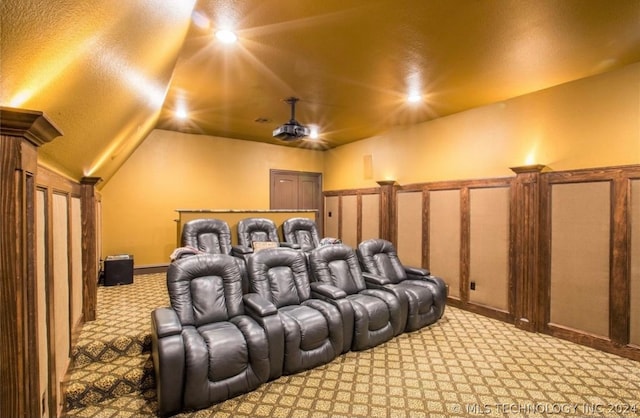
[282,217,321,250]
[356,238,447,332]
[181,218,233,254]
[178,218,251,292]
[283,217,342,251]
[308,243,406,351]
[247,247,351,373]
[236,217,299,256]
[151,254,284,416]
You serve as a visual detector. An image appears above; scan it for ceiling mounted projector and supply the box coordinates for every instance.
[273,97,310,141]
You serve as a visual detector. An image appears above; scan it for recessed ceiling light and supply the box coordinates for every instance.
[175,106,188,120]
[215,29,237,44]
[407,93,422,103]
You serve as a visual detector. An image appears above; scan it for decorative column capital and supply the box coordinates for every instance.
[376,180,397,187]
[81,176,102,186]
[509,164,547,175]
[0,106,62,146]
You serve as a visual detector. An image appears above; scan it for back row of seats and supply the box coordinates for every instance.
[176,217,337,261]
[152,218,447,416]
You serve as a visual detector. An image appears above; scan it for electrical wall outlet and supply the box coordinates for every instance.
[470,281,476,290]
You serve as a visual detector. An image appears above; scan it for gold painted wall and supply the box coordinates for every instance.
[323,62,640,191]
[100,130,324,265]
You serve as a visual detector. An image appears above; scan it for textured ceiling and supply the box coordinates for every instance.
[0,0,196,181]
[1,0,639,182]
[156,0,640,149]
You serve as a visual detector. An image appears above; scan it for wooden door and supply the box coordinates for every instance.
[270,170,322,232]
[271,172,298,209]
[299,174,320,209]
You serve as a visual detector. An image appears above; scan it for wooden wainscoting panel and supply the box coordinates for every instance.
[324,196,340,239]
[550,181,610,338]
[468,187,510,312]
[360,193,380,241]
[396,191,423,267]
[36,189,50,418]
[341,195,358,247]
[429,189,461,299]
[53,192,71,412]
[630,179,640,346]
[70,197,83,332]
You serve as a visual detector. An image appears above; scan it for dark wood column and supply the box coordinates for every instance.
[509,164,546,332]
[610,172,630,346]
[80,177,102,321]
[377,180,397,242]
[0,107,62,418]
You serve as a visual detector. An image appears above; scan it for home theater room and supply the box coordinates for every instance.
[2,1,640,417]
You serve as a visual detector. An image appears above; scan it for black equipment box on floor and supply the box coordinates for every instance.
[104,254,134,286]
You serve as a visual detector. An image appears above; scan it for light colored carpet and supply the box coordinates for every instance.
[65,273,640,417]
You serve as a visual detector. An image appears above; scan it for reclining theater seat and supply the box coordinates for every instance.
[308,243,406,351]
[179,218,250,292]
[247,247,349,374]
[235,217,299,257]
[282,217,321,250]
[151,253,284,416]
[357,238,447,332]
[181,218,233,255]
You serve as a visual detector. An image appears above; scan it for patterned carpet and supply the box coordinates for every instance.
[65,273,640,418]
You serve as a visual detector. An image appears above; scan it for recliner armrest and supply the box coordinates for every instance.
[242,293,284,380]
[243,293,278,317]
[405,265,431,279]
[310,281,353,353]
[279,242,301,249]
[362,271,392,286]
[424,274,449,296]
[151,307,185,417]
[310,281,347,299]
[152,307,182,338]
[231,245,253,256]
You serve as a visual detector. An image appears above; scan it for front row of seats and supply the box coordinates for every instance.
[152,241,447,416]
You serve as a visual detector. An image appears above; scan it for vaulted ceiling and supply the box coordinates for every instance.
[2,0,639,183]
